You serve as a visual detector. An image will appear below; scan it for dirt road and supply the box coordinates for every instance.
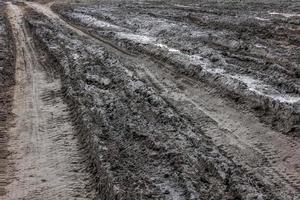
[27,1,300,197]
[3,2,94,199]
[1,0,299,199]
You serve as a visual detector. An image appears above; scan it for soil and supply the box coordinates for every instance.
[0,0,15,197]
[53,0,300,134]
[0,0,299,199]
[2,2,95,199]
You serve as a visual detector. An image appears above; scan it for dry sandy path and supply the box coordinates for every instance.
[3,3,94,199]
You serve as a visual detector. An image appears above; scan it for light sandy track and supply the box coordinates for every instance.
[25,2,300,197]
[3,3,94,199]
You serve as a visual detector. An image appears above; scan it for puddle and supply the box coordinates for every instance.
[115,32,300,104]
[254,44,267,49]
[116,32,181,53]
[269,12,300,18]
[69,13,122,30]
[117,32,156,44]
[174,4,192,8]
[154,43,181,53]
[255,17,270,21]
[231,75,300,104]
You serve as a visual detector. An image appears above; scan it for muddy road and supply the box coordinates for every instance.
[0,0,300,199]
[2,2,95,199]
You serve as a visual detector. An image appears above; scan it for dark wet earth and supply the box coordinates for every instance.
[1,0,300,199]
[0,1,15,197]
[54,0,300,133]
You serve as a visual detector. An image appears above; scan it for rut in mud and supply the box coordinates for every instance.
[27,1,300,198]
[23,3,270,200]
[19,1,300,199]
[0,0,299,199]
[3,3,94,199]
[53,1,300,134]
[49,0,300,192]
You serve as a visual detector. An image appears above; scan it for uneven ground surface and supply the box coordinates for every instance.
[0,0,15,197]
[54,0,300,134]
[0,0,299,199]
[2,2,95,199]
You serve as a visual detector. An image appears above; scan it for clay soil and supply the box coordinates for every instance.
[0,0,299,199]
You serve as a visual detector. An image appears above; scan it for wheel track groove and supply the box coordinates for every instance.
[25,1,300,198]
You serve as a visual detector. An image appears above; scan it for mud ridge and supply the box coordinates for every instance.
[24,4,297,199]
[0,4,15,197]
[45,1,300,197]
[52,2,300,134]
[32,32,116,199]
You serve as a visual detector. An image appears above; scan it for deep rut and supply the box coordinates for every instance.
[26,1,300,197]
[3,3,94,199]
[1,1,298,198]
[138,60,300,195]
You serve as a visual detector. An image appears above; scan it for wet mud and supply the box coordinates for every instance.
[0,0,299,199]
[54,0,300,134]
[0,2,15,197]
[20,0,300,199]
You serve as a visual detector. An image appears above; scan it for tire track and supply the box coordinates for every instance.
[140,59,300,194]
[140,59,300,196]
[3,3,95,199]
[26,1,300,198]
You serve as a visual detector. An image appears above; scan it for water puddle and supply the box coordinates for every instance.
[255,17,270,21]
[116,32,180,53]
[154,43,181,53]
[115,32,300,104]
[254,44,267,49]
[231,75,300,104]
[174,4,192,8]
[269,12,300,18]
[69,13,122,30]
[117,32,156,44]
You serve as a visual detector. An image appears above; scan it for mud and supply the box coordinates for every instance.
[25,9,268,200]
[0,2,15,197]
[2,2,95,199]
[0,0,299,199]
[53,0,300,134]
[19,0,300,199]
